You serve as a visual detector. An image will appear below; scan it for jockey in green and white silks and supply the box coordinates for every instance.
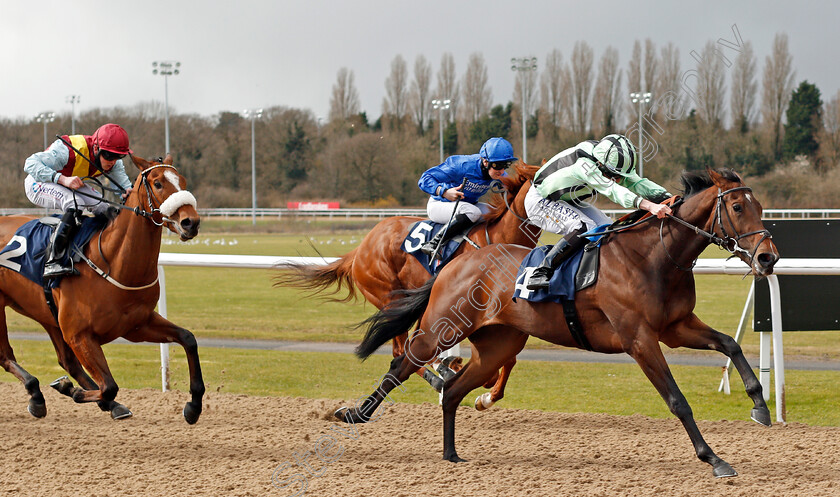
[524,134,673,290]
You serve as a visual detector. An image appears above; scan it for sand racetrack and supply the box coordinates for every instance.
[0,382,838,496]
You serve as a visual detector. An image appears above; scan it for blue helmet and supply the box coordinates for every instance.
[479,137,517,163]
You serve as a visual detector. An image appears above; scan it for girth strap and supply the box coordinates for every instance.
[43,286,60,326]
[561,298,593,351]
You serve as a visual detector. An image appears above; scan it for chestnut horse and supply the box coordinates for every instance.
[340,169,779,478]
[0,155,205,423]
[276,163,541,405]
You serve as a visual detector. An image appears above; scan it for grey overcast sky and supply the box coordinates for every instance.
[1,0,836,124]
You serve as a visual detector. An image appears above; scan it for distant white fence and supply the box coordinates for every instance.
[3,207,840,220]
[155,253,840,424]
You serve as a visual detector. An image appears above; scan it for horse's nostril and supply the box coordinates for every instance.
[181,218,200,233]
[757,252,777,268]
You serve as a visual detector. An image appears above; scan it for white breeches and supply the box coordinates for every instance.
[25,175,104,211]
[523,184,611,235]
[426,197,490,224]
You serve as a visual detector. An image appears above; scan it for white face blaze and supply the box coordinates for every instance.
[157,169,197,217]
[745,193,753,203]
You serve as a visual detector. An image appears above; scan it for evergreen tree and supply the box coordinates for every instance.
[469,103,512,143]
[783,80,822,159]
[443,121,458,156]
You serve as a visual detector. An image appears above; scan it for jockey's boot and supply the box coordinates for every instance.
[526,226,589,290]
[420,213,474,258]
[43,208,81,279]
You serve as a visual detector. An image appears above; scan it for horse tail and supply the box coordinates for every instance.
[273,249,358,303]
[355,275,437,360]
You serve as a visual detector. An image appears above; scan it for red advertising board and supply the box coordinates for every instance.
[286,202,340,210]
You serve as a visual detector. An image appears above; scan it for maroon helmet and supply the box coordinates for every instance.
[92,123,132,155]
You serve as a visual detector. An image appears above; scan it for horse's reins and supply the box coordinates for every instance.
[660,186,773,271]
[71,164,189,290]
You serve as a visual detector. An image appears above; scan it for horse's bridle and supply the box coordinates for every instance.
[70,164,190,291]
[661,186,773,271]
[76,163,182,227]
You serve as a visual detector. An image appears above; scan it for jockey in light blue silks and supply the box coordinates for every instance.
[417,137,516,258]
[23,123,134,278]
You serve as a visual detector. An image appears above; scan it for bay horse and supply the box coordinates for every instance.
[339,169,779,478]
[276,163,541,406]
[0,154,205,423]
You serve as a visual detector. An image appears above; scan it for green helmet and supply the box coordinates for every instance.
[592,134,637,176]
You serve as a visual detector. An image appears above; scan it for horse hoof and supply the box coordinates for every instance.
[443,452,467,463]
[712,461,738,478]
[27,401,47,419]
[183,402,201,425]
[49,376,73,396]
[111,404,133,420]
[475,392,495,411]
[334,406,369,424]
[751,407,772,427]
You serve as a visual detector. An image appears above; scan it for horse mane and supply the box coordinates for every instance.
[482,163,540,224]
[680,168,742,198]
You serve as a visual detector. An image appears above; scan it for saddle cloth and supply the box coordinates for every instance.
[0,215,109,288]
[402,220,472,275]
[512,224,609,303]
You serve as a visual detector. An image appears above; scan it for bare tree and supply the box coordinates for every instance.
[560,66,574,129]
[328,67,360,122]
[383,55,409,127]
[762,33,796,159]
[461,52,493,126]
[695,40,727,127]
[436,52,460,124]
[643,39,659,96]
[570,41,594,135]
[626,40,642,125]
[409,55,433,132]
[513,59,539,132]
[654,42,684,120]
[818,90,840,169]
[730,41,758,132]
[591,46,623,135]
[539,49,565,128]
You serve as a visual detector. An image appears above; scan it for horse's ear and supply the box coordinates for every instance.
[707,167,742,188]
[163,154,173,165]
[130,154,151,172]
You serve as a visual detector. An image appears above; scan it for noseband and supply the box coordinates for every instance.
[661,186,773,271]
[138,164,182,227]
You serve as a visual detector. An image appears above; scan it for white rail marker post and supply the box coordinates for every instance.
[157,265,170,392]
[767,275,786,423]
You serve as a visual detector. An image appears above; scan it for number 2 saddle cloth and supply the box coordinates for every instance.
[0,215,109,288]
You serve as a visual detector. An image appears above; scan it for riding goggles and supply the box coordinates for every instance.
[100,150,126,161]
[488,160,513,170]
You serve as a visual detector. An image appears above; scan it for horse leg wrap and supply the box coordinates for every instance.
[474,392,495,411]
[435,362,457,382]
[422,368,444,392]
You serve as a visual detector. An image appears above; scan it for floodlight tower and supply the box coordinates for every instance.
[152,60,181,153]
[511,56,537,163]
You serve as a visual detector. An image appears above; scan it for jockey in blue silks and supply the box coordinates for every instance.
[417,137,516,258]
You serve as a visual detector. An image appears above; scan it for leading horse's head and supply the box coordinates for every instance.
[482,162,541,223]
[129,154,200,241]
[683,168,779,277]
